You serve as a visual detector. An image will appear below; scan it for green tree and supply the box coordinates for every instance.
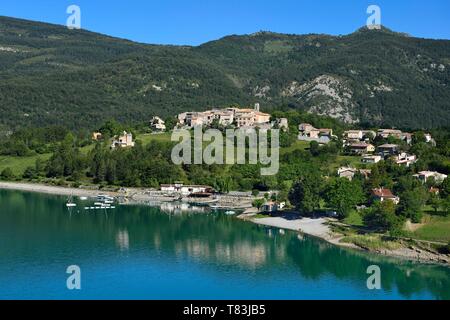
[0,168,15,181]
[326,178,364,218]
[363,201,404,233]
[252,198,265,211]
[397,187,428,223]
[289,171,323,215]
[309,141,320,157]
[429,193,441,214]
[22,166,36,180]
[442,197,450,216]
[441,178,450,198]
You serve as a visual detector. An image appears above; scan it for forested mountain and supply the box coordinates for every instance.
[0,16,449,130]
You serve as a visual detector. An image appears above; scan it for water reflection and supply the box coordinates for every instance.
[115,229,129,251]
[0,189,449,299]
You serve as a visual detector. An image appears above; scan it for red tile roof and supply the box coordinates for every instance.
[371,188,395,198]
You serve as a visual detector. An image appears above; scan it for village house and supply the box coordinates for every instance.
[429,187,440,195]
[337,167,357,180]
[377,129,412,144]
[273,118,289,131]
[261,201,278,213]
[233,104,271,128]
[401,132,413,145]
[261,201,285,213]
[347,143,375,155]
[361,154,382,164]
[150,116,166,132]
[377,144,400,156]
[413,171,448,184]
[92,132,103,141]
[377,129,402,139]
[298,123,334,144]
[160,183,214,197]
[343,130,364,140]
[177,104,271,129]
[111,131,135,149]
[392,152,417,167]
[371,188,400,205]
[343,130,376,142]
[337,167,371,180]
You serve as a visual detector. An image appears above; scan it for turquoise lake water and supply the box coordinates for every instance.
[0,189,449,300]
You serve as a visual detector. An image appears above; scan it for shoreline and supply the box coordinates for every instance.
[239,212,450,266]
[1,181,449,266]
[0,181,119,197]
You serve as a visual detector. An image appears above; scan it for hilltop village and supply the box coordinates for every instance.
[0,103,449,261]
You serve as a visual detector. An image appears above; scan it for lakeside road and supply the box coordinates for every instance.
[0,182,118,197]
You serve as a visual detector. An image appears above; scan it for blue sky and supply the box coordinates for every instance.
[1,0,449,45]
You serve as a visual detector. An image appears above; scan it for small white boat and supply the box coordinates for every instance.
[79,196,88,201]
[225,210,236,215]
[66,194,77,207]
[97,194,114,201]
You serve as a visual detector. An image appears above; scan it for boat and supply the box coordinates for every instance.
[79,196,88,201]
[97,194,114,202]
[225,210,236,215]
[66,194,77,207]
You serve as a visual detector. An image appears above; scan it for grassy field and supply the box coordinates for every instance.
[343,210,364,226]
[136,132,172,145]
[0,153,52,176]
[340,234,402,250]
[329,156,365,171]
[280,140,310,154]
[408,214,450,243]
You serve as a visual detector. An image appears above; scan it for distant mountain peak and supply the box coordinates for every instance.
[352,25,411,37]
[0,15,449,130]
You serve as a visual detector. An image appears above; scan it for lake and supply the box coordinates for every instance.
[0,189,449,300]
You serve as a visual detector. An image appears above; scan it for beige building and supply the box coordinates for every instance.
[111,131,135,149]
[371,188,400,205]
[413,171,448,184]
[178,104,270,129]
[92,132,103,141]
[347,143,375,155]
[298,123,333,144]
[377,129,412,144]
[150,116,166,131]
[361,155,382,164]
[392,152,417,167]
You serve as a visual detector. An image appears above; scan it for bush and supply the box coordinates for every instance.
[437,242,450,255]
[22,166,36,180]
[0,167,15,181]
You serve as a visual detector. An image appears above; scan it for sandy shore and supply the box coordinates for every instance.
[251,216,334,240]
[0,182,118,197]
[244,214,449,265]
